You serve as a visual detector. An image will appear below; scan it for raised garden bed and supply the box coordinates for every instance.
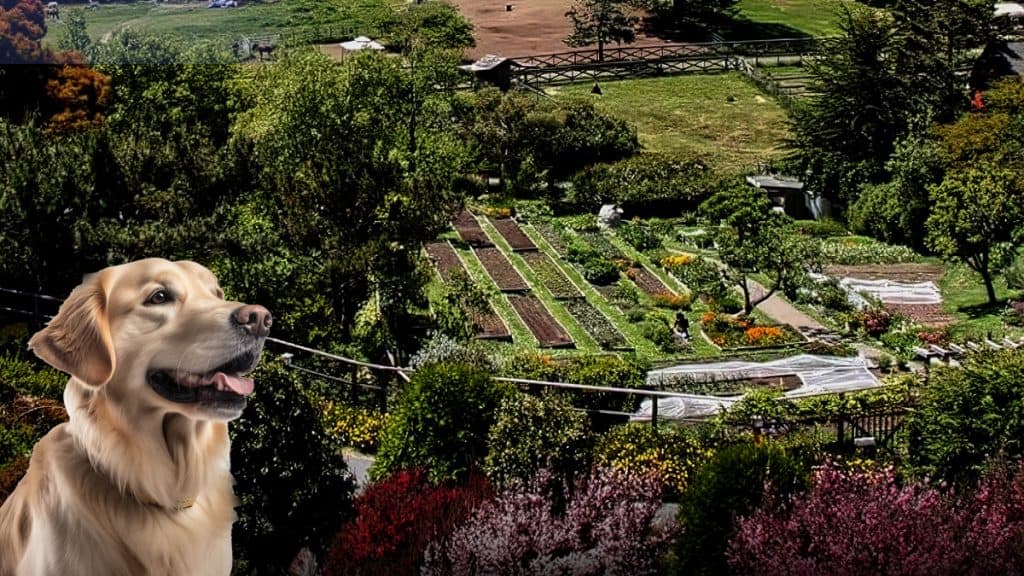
[533,222,569,256]
[508,294,574,348]
[474,246,530,292]
[453,210,492,247]
[468,306,512,342]
[578,230,629,261]
[424,241,466,282]
[489,217,537,252]
[563,298,629,350]
[521,251,582,299]
[626,266,675,298]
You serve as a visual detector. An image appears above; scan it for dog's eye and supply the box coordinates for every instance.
[145,290,172,305]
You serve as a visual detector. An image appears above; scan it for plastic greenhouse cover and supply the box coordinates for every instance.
[633,354,881,422]
[839,277,942,305]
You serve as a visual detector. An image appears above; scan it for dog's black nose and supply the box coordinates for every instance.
[232,305,272,338]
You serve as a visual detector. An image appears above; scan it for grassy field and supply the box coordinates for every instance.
[549,73,791,174]
[43,0,390,48]
[940,263,1023,341]
[724,0,855,39]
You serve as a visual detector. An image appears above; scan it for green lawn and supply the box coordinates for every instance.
[723,0,856,39]
[549,74,791,174]
[43,0,390,48]
[940,263,1023,341]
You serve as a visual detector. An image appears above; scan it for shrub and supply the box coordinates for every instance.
[484,391,593,489]
[652,292,693,310]
[409,333,497,372]
[422,468,676,576]
[905,351,1024,484]
[0,353,67,400]
[373,363,514,483]
[1004,300,1024,327]
[567,153,723,215]
[661,253,695,269]
[594,422,712,500]
[230,357,357,574]
[1006,253,1024,292]
[611,279,641,309]
[792,218,849,238]
[640,317,677,352]
[728,462,1024,576]
[671,442,810,576]
[320,401,388,454]
[617,219,663,252]
[744,326,786,346]
[560,354,648,412]
[847,305,894,338]
[819,237,920,265]
[323,469,492,576]
[580,255,621,285]
[666,256,730,303]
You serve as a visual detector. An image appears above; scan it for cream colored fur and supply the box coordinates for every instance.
[0,259,267,576]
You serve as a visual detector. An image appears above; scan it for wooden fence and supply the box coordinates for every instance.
[506,37,820,87]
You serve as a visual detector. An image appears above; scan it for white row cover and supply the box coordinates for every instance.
[633,354,881,422]
[839,277,942,306]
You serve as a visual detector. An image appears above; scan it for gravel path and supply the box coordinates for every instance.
[746,279,825,331]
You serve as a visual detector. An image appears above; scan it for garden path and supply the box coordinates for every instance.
[745,279,825,331]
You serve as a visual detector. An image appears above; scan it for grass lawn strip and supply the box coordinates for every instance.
[451,242,535,346]
[521,251,582,299]
[729,0,848,38]
[521,223,666,359]
[939,263,1024,341]
[478,217,598,351]
[488,217,537,252]
[507,295,575,349]
[474,246,530,292]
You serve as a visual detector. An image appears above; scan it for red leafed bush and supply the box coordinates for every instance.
[422,468,676,576]
[323,468,492,576]
[728,461,1024,576]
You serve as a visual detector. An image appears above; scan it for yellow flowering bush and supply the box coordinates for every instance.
[661,254,695,269]
[594,422,712,499]
[320,401,389,454]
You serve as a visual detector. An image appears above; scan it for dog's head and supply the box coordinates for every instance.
[29,258,271,421]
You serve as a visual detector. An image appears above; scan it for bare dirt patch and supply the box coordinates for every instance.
[824,264,946,284]
[452,0,670,59]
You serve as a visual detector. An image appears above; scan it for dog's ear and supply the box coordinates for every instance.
[29,273,115,387]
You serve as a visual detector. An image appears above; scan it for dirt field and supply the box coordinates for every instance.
[825,264,956,326]
[452,0,669,59]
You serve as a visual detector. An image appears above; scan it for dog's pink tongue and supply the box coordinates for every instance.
[213,372,255,396]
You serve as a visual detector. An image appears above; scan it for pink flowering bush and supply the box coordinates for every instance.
[728,461,1024,576]
[422,468,676,576]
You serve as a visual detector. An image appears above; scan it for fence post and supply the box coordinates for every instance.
[837,392,846,448]
[650,395,658,430]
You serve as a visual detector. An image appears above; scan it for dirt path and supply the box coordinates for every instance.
[746,279,825,331]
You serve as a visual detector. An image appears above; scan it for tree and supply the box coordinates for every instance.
[906,351,1024,484]
[233,48,471,355]
[700,187,821,314]
[926,164,1024,305]
[848,126,945,251]
[564,0,638,62]
[789,5,918,207]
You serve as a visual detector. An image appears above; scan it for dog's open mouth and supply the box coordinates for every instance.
[147,351,258,407]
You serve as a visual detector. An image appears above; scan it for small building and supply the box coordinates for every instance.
[745,174,813,219]
[458,55,521,91]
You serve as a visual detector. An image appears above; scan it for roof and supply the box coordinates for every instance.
[971,41,1024,89]
[745,174,805,191]
[458,54,519,72]
[995,2,1024,17]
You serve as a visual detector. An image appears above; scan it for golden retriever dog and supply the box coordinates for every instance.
[0,258,271,576]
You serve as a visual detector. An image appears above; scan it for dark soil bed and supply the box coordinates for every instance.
[626,266,674,297]
[424,241,467,282]
[489,217,537,252]
[508,294,574,348]
[453,210,492,247]
[475,246,529,292]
